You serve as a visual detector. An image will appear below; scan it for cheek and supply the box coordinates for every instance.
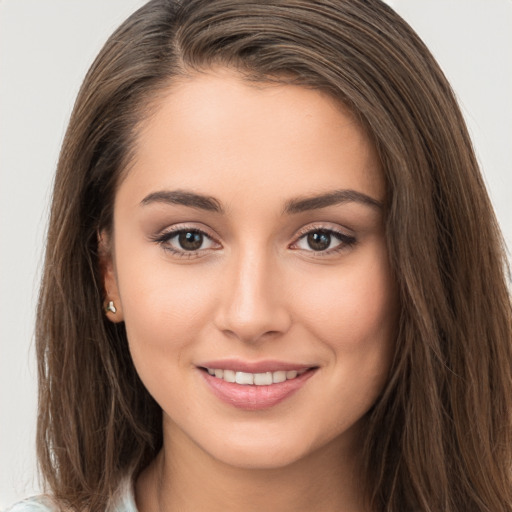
[296,251,397,353]
[123,269,214,323]
[114,248,219,369]
[298,250,397,426]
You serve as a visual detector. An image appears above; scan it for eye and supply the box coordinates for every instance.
[292,227,356,254]
[172,230,209,251]
[152,226,220,256]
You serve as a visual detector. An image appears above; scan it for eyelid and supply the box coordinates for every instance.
[289,223,357,255]
[149,223,222,257]
[149,222,356,259]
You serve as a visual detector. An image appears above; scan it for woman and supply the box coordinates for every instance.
[9,0,512,511]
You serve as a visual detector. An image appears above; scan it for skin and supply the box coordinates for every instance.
[102,69,398,512]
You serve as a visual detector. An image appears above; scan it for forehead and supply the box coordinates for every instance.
[123,69,384,211]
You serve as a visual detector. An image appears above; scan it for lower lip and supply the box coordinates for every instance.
[200,369,316,411]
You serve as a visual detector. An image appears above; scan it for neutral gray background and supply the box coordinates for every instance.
[1,0,511,507]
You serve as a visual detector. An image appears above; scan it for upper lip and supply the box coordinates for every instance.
[198,359,317,373]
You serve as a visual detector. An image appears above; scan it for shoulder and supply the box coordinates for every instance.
[4,496,59,512]
[109,474,138,512]
[4,476,137,512]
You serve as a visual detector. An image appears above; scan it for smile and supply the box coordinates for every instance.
[204,368,308,385]
[199,362,318,410]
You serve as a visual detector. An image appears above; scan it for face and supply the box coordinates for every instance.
[103,69,398,470]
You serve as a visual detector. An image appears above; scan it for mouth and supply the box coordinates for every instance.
[201,367,309,385]
[197,361,318,410]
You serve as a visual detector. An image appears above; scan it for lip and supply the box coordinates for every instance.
[198,358,313,373]
[197,359,318,411]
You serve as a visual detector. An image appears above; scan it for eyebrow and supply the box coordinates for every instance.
[282,189,383,214]
[140,190,224,213]
[140,188,383,214]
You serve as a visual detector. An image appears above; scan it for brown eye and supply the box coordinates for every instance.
[178,230,204,251]
[293,227,357,255]
[307,231,332,251]
[153,227,219,255]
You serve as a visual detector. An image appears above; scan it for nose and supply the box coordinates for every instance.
[213,248,292,344]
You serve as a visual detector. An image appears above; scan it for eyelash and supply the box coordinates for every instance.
[292,224,357,256]
[150,224,357,259]
[150,225,220,259]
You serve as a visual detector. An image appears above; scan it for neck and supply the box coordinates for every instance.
[136,421,368,512]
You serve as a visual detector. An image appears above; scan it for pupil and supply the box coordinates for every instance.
[179,231,203,251]
[307,231,331,251]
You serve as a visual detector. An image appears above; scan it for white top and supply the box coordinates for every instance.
[4,476,137,512]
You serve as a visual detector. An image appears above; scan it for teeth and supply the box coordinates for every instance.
[254,372,272,385]
[206,367,307,385]
[273,370,286,383]
[223,369,236,383]
[235,371,254,385]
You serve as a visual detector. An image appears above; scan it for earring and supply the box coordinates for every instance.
[105,300,117,314]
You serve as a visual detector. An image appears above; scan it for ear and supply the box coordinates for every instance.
[98,230,124,322]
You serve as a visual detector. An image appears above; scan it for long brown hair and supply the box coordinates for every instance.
[36,1,512,510]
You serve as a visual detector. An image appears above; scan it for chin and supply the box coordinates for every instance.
[208,441,313,471]
[195,421,357,472]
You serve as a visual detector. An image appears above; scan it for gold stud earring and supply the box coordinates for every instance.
[105,300,117,314]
